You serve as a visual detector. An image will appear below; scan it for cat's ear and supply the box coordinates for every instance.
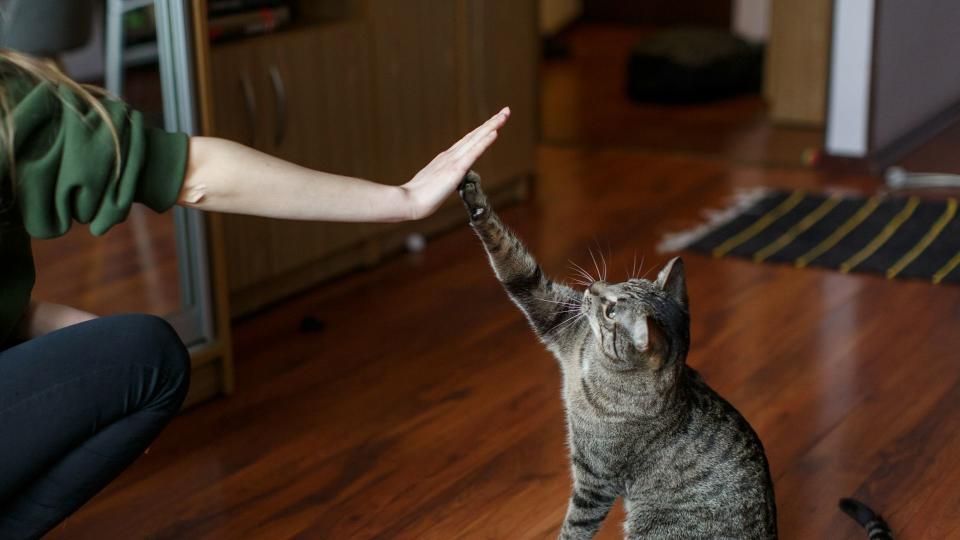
[633,315,669,369]
[656,257,688,310]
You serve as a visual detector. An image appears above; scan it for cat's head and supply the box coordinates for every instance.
[581,257,690,373]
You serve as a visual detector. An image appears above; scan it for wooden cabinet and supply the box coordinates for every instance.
[209,36,275,293]
[202,3,538,315]
[461,0,538,185]
[368,0,461,184]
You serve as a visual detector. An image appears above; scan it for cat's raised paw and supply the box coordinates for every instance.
[458,170,489,221]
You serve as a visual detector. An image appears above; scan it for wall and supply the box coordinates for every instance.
[825,0,875,157]
[826,0,960,160]
[870,0,960,151]
[731,0,769,43]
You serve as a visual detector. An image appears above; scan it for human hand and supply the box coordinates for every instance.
[400,107,510,220]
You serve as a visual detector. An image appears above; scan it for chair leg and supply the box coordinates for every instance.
[104,0,126,96]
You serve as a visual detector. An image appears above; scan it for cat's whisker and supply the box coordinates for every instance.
[641,261,657,280]
[569,269,594,286]
[568,272,593,285]
[604,240,613,281]
[588,248,602,283]
[546,312,584,335]
[570,275,593,287]
[535,297,581,308]
[568,260,596,284]
[568,259,593,276]
[600,249,608,282]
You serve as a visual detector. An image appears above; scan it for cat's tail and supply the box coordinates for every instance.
[839,498,894,539]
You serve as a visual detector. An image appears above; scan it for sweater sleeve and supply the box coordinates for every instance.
[11,81,188,238]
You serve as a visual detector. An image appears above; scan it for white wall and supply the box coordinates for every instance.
[825,0,875,158]
[732,0,770,43]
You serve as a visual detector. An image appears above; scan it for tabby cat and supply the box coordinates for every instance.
[458,171,894,539]
[458,171,776,538]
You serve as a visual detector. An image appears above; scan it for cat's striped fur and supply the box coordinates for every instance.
[459,171,776,539]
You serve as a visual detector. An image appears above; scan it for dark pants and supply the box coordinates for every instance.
[0,314,190,539]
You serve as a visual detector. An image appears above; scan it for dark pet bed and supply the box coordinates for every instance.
[627,27,763,104]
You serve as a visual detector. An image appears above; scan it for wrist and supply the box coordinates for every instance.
[394,184,423,222]
[374,184,414,223]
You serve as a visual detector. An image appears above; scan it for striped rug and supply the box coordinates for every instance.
[661,190,960,284]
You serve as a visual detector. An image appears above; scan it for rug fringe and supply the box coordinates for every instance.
[657,188,771,253]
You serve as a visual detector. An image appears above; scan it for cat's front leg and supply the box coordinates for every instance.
[459,171,582,342]
[558,481,616,540]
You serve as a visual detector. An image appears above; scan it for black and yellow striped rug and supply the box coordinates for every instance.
[662,190,960,284]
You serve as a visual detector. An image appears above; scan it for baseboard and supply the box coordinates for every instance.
[820,97,960,176]
[872,97,960,171]
[816,153,877,175]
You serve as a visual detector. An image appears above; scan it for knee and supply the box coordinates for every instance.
[107,314,191,408]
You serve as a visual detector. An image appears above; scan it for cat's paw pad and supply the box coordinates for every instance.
[458,170,489,221]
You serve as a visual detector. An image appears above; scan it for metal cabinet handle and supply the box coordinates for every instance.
[240,73,257,147]
[269,65,287,147]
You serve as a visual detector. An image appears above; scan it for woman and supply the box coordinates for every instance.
[0,50,509,537]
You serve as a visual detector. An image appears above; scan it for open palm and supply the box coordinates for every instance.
[401,107,510,220]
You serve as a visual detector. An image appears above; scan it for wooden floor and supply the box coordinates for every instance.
[48,24,960,540]
[31,207,181,317]
[540,23,822,168]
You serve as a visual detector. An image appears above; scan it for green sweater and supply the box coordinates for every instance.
[0,76,188,345]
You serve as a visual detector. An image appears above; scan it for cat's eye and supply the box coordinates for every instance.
[604,303,617,319]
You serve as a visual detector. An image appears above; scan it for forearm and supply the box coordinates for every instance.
[178,107,509,223]
[13,301,97,340]
[179,136,413,222]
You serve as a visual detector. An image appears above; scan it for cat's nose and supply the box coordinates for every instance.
[589,281,607,295]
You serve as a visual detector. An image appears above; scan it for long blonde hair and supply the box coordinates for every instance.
[0,49,121,205]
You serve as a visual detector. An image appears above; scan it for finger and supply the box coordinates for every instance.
[455,130,499,169]
[446,110,505,157]
[452,116,506,162]
[450,107,510,158]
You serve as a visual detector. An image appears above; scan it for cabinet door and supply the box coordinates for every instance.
[459,0,538,189]
[259,22,381,276]
[210,39,276,292]
[369,0,461,185]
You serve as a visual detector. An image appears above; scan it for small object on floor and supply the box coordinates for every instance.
[626,27,764,104]
[660,189,960,284]
[801,147,820,167]
[885,166,960,190]
[405,233,426,253]
[299,315,325,333]
[838,498,894,540]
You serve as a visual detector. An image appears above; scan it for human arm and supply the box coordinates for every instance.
[177,107,510,222]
